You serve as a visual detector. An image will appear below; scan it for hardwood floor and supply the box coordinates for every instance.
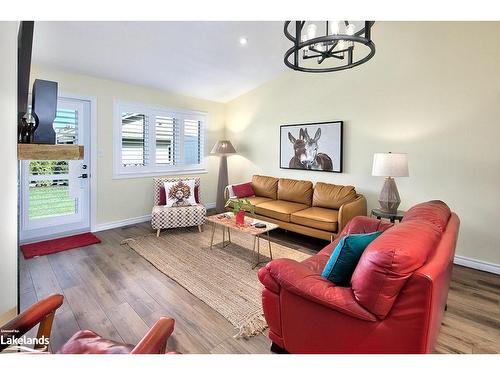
[19,222,500,354]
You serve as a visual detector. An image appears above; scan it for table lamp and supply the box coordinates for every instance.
[211,140,237,212]
[372,152,409,213]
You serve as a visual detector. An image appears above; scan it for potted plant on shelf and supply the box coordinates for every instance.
[225,198,255,225]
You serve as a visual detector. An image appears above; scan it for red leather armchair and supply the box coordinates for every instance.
[258,201,460,354]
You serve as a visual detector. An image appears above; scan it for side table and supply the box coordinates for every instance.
[371,208,405,223]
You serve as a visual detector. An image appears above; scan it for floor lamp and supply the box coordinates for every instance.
[211,140,237,213]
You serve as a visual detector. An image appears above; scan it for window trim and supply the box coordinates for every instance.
[113,100,208,179]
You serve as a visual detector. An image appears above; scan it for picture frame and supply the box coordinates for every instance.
[279,121,343,173]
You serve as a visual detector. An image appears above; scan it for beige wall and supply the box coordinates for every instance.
[225,22,500,266]
[0,22,18,321]
[31,65,226,226]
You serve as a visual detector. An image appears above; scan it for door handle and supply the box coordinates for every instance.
[77,173,89,179]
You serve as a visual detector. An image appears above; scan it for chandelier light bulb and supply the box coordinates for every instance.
[346,23,355,36]
[307,23,317,40]
[329,21,340,35]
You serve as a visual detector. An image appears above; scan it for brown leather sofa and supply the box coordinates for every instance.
[226,175,367,241]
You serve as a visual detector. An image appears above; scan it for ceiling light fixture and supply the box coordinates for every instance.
[283,21,376,73]
[239,37,248,46]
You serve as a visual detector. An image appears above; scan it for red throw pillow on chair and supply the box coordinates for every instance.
[232,182,255,198]
[160,185,200,205]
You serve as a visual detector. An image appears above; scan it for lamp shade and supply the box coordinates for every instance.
[372,152,409,177]
[211,140,236,155]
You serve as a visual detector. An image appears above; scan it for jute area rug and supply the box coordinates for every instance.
[121,224,310,338]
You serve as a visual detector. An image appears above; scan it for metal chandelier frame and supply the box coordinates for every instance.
[284,21,376,73]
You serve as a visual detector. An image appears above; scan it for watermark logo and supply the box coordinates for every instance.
[1,329,50,353]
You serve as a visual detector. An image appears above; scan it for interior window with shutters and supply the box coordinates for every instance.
[114,102,207,178]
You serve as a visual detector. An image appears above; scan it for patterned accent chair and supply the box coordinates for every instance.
[152,177,207,237]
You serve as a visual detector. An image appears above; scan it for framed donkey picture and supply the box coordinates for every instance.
[280,121,343,173]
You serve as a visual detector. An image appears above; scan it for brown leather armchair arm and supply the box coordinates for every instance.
[337,194,367,233]
[0,294,64,352]
[130,317,175,354]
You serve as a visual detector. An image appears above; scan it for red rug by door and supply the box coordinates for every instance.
[21,232,101,259]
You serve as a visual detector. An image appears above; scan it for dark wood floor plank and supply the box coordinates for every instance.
[49,309,81,353]
[105,302,150,346]
[62,284,124,344]
[18,254,34,295]
[19,290,38,341]
[27,255,70,315]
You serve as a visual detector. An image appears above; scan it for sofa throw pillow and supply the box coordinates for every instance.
[164,179,197,207]
[160,185,199,205]
[232,182,255,198]
[321,231,382,286]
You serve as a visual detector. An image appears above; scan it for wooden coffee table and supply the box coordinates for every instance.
[206,213,279,269]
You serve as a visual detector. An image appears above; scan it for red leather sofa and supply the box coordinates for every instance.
[258,201,460,353]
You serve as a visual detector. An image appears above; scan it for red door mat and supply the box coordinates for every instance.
[21,232,101,259]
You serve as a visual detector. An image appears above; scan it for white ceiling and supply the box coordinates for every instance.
[32,21,290,103]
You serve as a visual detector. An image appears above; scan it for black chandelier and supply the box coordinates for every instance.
[284,21,376,73]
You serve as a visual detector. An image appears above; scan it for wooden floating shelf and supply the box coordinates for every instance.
[18,144,84,160]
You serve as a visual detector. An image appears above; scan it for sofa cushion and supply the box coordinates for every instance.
[402,200,451,233]
[277,178,313,205]
[163,179,197,207]
[252,175,279,200]
[291,207,339,232]
[351,220,442,319]
[232,182,255,198]
[255,200,309,222]
[312,182,357,210]
[226,196,273,210]
[151,204,206,230]
[160,185,200,205]
[321,231,382,286]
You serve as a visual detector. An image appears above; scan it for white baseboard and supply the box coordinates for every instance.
[454,255,500,275]
[92,214,152,232]
[92,202,216,233]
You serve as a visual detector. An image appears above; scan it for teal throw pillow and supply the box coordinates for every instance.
[321,231,382,286]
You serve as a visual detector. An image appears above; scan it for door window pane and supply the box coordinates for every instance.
[28,179,77,219]
[54,108,78,145]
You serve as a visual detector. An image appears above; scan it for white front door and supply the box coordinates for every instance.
[20,97,92,243]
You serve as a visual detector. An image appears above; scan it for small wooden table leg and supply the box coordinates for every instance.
[210,223,216,250]
[227,227,231,243]
[267,231,273,260]
[252,235,261,269]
